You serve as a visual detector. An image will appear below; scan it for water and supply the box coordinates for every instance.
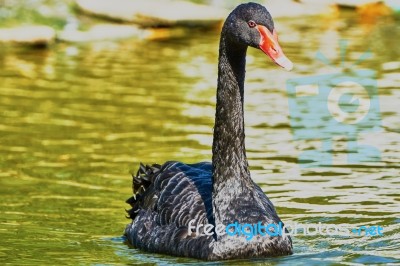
[1,12,399,265]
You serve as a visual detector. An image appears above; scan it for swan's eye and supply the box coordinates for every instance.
[248,20,257,28]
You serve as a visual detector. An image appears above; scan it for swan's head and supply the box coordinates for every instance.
[223,2,293,71]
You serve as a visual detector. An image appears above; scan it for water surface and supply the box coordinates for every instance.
[1,12,399,265]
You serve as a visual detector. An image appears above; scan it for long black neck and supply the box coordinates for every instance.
[212,33,252,207]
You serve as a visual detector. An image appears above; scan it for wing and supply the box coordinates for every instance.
[125,161,215,259]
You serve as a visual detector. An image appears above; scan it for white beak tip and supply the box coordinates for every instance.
[275,56,293,71]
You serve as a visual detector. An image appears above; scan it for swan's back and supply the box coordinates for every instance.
[125,161,215,259]
[125,161,292,260]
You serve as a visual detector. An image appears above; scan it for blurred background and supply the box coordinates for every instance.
[0,0,399,265]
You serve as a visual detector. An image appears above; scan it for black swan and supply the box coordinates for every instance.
[125,2,293,260]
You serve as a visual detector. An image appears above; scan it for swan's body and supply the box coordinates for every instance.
[125,3,293,260]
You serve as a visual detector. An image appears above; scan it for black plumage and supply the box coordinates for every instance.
[125,2,293,260]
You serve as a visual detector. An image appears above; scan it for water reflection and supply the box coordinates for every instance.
[0,12,399,266]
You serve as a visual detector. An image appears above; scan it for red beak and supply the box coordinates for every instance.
[256,25,293,71]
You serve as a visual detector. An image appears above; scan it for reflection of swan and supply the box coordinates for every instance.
[125,3,293,260]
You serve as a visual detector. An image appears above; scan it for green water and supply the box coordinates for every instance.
[1,13,400,265]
